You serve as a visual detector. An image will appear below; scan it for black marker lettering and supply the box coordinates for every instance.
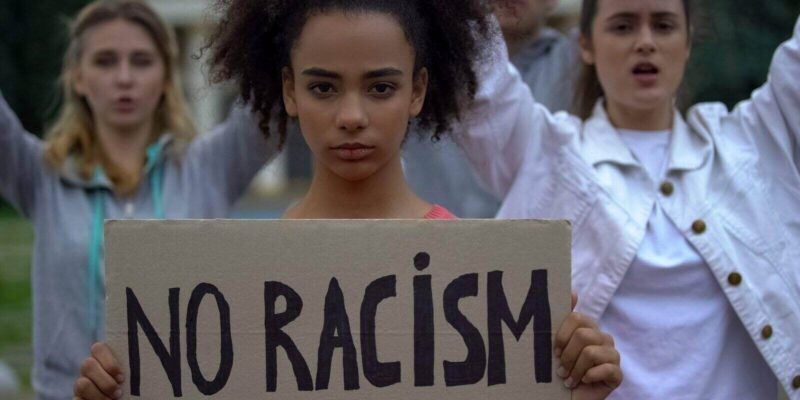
[126,287,182,396]
[413,251,435,387]
[316,278,360,391]
[487,270,552,385]
[185,283,233,395]
[443,274,486,386]
[264,282,313,392]
[360,275,401,387]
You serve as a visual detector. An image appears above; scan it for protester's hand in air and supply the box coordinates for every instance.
[74,342,124,400]
[554,293,623,400]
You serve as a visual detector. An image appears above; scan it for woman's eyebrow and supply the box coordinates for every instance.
[606,10,680,21]
[300,67,403,79]
[605,12,638,22]
[651,11,680,19]
[302,67,341,79]
[363,68,403,79]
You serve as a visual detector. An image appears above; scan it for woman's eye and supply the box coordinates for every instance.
[310,83,336,96]
[369,83,396,97]
[655,21,676,32]
[612,23,632,33]
[131,56,154,68]
[94,57,116,68]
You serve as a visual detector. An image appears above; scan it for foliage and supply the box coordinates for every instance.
[0,0,90,136]
[686,0,800,108]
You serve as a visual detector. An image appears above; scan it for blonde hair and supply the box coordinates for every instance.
[45,0,196,194]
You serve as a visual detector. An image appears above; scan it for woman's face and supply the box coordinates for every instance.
[580,0,690,114]
[283,11,428,182]
[74,19,166,135]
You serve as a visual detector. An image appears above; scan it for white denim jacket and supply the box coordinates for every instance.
[459,18,800,397]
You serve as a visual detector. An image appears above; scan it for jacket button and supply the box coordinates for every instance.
[793,375,800,389]
[728,273,743,286]
[692,220,707,234]
[660,182,674,196]
[761,325,773,339]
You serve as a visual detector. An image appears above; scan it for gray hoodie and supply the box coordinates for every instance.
[0,93,278,399]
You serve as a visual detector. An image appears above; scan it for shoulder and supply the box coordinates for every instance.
[685,101,740,142]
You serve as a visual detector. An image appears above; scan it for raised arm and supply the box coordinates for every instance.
[455,21,579,200]
[0,92,45,218]
[721,15,800,312]
[183,100,280,206]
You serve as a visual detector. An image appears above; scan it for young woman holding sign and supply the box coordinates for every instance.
[459,0,800,397]
[0,0,277,397]
[74,0,622,399]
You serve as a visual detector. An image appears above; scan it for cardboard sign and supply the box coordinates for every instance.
[105,220,571,399]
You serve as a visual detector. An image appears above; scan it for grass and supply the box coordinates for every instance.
[0,207,33,393]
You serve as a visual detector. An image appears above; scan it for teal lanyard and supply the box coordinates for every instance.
[87,145,165,339]
[88,169,105,339]
[147,144,165,219]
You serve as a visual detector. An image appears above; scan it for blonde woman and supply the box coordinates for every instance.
[0,0,276,397]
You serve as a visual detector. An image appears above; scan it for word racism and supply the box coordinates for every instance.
[125,253,553,396]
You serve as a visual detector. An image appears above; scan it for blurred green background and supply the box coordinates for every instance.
[0,0,799,396]
[686,0,800,106]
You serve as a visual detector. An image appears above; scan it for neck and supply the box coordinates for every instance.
[287,153,430,219]
[605,99,673,131]
[96,120,154,176]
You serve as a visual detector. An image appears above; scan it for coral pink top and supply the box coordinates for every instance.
[423,205,457,220]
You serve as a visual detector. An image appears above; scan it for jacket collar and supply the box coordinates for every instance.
[581,100,710,172]
[59,134,173,190]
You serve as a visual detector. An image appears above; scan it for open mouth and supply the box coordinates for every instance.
[631,62,660,86]
[114,97,136,111]
[632,62,659,75]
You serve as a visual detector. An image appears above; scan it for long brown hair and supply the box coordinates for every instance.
[573,0,694,119]
[45,0,196,194]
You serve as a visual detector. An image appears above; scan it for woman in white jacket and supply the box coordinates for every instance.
[461,0,800,397]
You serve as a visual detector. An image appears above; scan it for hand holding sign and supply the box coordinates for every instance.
[75,343,124,399]
[74,315,621,400]
[555,303,622,399]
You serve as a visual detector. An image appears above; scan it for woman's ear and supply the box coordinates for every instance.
[684,34,693,64]
[579,35,595,65]
[282,67,298,117]
[72,67,87,97]
[409,68,428,118]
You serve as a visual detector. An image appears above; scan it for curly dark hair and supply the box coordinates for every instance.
[207,0,493,148]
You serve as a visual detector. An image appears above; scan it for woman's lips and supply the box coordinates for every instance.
[331,143,375,161]
[113,97,136,113]
[632,62,659,87]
